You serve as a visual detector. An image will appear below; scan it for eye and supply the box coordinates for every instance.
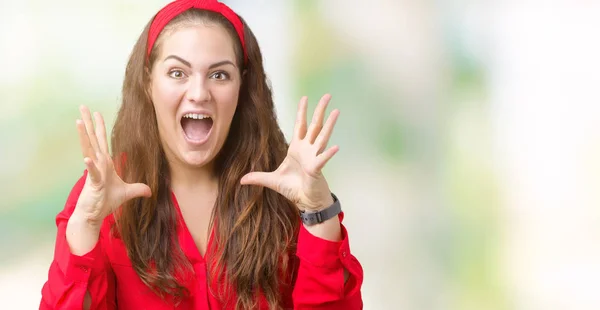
[210,71,230,80]
[168,69,186,79]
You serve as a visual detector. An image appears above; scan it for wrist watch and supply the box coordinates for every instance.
[299,193,342,226]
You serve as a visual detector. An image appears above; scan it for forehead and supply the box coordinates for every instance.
[158,24,237,65]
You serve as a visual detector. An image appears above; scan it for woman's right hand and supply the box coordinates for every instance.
[72,105,151,227]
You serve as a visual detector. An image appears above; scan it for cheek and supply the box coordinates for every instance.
[151,91,181,147]
[151,79,181,120]
[215,86,240,119]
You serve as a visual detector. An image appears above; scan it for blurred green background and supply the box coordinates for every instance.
[2,1,600,309]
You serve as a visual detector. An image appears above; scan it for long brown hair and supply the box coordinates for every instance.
[111,9,299,310]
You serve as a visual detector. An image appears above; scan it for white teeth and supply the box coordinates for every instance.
[183,113,211,120]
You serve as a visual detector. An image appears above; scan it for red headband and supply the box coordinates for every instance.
[146,0,247,63]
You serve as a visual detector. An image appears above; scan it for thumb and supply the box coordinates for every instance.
[124,183,152,201]
[240,172,278,191]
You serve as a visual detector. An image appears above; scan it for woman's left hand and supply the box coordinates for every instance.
[241,94,339,211]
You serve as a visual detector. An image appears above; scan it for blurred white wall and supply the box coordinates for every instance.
[490,3,600,310]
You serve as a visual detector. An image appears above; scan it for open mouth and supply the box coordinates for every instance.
[181,113,213,143]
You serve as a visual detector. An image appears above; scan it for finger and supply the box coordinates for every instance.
[76,119,96,160]
[84,157,102,184]
[240,172,279,192]
[314,109,339,154]
[124,183,152,201]
[80,105,101,157]
[293,96,308,141]
[94,112,109,155]
[306,94,331,144]
[315,145,339,171]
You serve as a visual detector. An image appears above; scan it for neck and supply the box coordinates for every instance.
[169,160,219,194]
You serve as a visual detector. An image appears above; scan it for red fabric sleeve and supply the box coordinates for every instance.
[292,213,364,309]
[39,171,116,310]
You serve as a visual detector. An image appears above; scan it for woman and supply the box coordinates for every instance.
[40,0,363,309]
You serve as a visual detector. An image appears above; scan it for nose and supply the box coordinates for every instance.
[186,75,211,103]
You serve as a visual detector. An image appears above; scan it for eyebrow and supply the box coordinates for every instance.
[208,60,236,69]
[163,55,236,69]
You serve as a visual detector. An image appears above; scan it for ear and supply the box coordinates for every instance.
[145,83,152,100]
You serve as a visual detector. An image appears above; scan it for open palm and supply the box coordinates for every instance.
[74,105,151,223]
[241,94,339,211]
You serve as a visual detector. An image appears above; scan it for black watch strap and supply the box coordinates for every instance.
[299,193,342,226]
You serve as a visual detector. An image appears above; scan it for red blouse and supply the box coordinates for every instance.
[39,172,363,309]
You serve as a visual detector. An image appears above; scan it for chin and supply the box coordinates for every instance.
[180,150,216,168]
